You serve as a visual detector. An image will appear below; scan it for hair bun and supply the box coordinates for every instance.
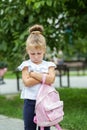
[29,24,44,34]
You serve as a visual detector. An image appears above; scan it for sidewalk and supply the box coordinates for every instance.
[0,115,24,130]
[53,75,87,88]
[0,115,65,130]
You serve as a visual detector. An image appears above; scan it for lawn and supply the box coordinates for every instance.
[4,71,17,79]
[57,88,87,130]
[0,88,87,130]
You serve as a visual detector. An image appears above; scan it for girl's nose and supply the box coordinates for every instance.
[35,54,38,59]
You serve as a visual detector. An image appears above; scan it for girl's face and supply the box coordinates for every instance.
[27,47,45,64]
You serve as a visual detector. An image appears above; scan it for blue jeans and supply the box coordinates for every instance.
[23,99,50,130]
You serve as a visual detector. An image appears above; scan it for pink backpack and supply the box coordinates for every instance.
[33,74,64,130]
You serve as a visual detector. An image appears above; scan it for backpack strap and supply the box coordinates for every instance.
[55,124,62,130]
[36,74,46,97]
[42,74,46,84]
[40,127,44,130]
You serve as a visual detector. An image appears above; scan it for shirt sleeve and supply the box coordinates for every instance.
[17,61,29,71]
[48,61,56,68]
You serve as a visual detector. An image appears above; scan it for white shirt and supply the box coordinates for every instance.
[18,59,56,100]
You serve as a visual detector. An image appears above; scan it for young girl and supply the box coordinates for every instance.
[18,24,56,130]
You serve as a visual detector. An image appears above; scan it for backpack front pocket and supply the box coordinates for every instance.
[45,101,64,121]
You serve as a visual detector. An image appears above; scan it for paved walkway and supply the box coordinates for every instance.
[0,76,87,130]
[53,75,87,88]
[0,115,65,130]
[0,115,24,130]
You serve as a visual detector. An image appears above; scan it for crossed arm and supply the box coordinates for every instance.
[22,66,56,87]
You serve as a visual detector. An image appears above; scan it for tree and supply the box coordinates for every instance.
[0,0,28,69]
[0,0,87,70]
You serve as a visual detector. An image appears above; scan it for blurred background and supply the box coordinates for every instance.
[0,0,87,70]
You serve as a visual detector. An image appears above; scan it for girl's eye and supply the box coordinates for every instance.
[30,52,42,55]
[31,52,41,55]
[37,53,41,55]
[31,53,35,55]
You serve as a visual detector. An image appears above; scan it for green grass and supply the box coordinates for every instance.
[0,88,87,130]
[4,71,16,78]
[69,70,87,76]
[4,71,21,79]
[57,88,87,130]
[0,94,23,119]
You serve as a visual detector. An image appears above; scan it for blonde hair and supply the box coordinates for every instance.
[26,24,46,51]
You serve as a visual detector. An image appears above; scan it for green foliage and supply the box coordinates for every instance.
[74,37,87,59]
[0,0,87,70]
[0,62,8,68]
